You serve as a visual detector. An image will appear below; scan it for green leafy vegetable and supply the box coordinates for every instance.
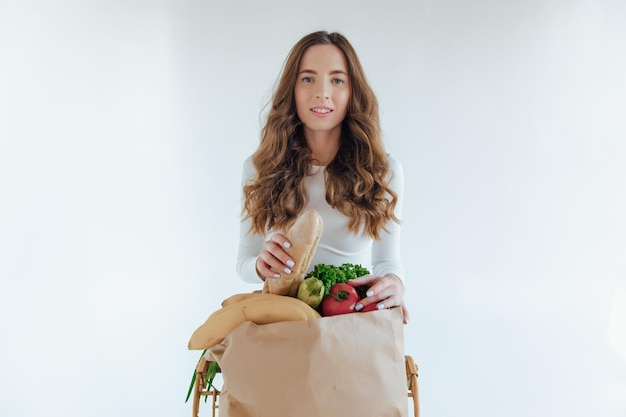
[185,349,221,403]
[306,263,370,295]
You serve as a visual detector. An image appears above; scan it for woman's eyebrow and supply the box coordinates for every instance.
[298,69,348,75]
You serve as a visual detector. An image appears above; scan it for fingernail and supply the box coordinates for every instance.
[286,259,295,268]
[355,304,363,311]
[284,268,292,274]
[366,290,374,297]
[283,241,291,248]
[273,273,281,279]
[377,303,385,310]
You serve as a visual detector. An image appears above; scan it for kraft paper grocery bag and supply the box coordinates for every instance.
[207,307,407,417]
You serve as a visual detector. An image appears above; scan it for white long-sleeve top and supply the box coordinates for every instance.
[236,154,405,283]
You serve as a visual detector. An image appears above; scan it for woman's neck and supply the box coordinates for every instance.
[304,129,340,166]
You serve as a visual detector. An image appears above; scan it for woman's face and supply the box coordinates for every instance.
[294,44,350,140]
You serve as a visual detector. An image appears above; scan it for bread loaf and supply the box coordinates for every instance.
[262,209,323,297]
[188,292,321,350]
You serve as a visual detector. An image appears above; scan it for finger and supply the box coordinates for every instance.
[258,252,286,279]
[351,277,387,308]
[266,239,296,272]
[256,256,281,280]
[261,242,295,276]
[269,232,292,250]
[377,294,405,311]
[356,289,397,311]
[347,274,376,286]
[363,277,395,299]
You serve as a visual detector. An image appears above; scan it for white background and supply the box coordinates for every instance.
[1,1,625,416]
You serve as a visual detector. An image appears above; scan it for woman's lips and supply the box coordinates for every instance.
[310,107,333,118]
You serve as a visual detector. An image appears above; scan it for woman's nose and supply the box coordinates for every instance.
[315,83,330,99]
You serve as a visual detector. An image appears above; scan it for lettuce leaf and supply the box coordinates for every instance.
[305,263,370,295]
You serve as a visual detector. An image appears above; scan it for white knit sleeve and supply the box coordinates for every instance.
[235,157,266,283]
[371,155,405,280]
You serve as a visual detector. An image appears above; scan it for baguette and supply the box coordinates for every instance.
[188,292,321,350]
[262,209,323,297]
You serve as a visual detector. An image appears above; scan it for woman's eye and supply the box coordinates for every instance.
[301,76,313,83]
[333,78,345,85]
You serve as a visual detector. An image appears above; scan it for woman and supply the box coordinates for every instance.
[236,31,409,323]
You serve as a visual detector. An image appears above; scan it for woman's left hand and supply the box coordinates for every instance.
[349,274,409,324]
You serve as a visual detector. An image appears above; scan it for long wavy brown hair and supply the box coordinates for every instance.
[243,31,398,239]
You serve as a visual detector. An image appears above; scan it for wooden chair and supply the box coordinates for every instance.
[191,355,420,417]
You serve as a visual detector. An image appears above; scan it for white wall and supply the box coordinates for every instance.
[1,1,625,416]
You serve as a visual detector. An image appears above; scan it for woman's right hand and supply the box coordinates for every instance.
[255,233,296,281]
